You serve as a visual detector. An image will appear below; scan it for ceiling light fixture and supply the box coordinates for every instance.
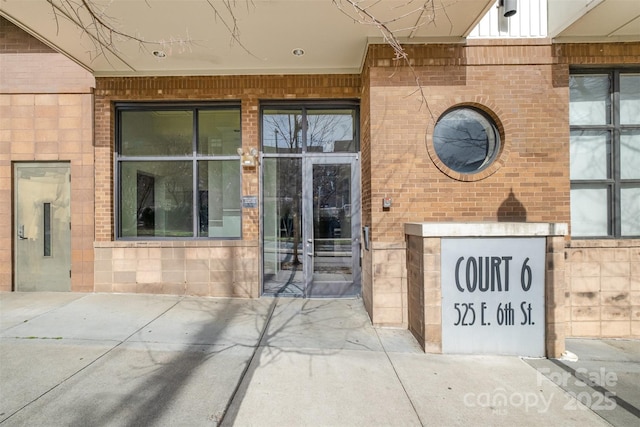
[292,48,305,57]
[152,50,167,58]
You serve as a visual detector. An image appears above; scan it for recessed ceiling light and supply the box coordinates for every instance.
[153,50,166,58]
[292,48,305,56]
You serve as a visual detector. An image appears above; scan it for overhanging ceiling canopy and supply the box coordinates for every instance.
[1,1,638,77]
[0,0,494,76]
[550,0,640,42]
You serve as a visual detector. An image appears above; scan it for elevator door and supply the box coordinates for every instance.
[14,163,71,291]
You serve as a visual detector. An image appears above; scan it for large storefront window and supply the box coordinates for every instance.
[116,105,241,239]
[570,71,640,237]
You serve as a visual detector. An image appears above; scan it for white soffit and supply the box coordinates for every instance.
[0,0,494,76]
[550,0,640,42]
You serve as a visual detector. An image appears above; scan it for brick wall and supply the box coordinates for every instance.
[566,242,640,339]
[363,41,569,326]
[94,241,259,297]
[0,17,93,94]
[0,18,95,291]
[0,17,54,53]
[94,76,361,241]
[558,42,640,339]
[360,66,373,319]
[93,75,361,297]
[555,42,640,65]
[375,41,640,336]
[366,42,569,242]
[0,54,94,94]
[4,12,638,337]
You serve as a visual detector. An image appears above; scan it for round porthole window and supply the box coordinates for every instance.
[433,107,500,174]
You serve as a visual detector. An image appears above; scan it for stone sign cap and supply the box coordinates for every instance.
[404,222,568,237]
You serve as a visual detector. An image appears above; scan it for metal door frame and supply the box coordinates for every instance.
[13,162,71,291]
[259,153,362,298]
[302,154,361,297]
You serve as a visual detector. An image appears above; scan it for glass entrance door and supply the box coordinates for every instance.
[262,157,304,295]
[262,156,360,297]
[304,157,360,296]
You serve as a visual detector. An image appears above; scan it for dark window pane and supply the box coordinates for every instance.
[433,108,499,174]
[198,109,241,156]
[120,161,193,237]
[43,203,51,256]
[121,110,193,156]
[198,160,241,237]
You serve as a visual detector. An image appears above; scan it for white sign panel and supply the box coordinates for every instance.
[441,237,545,357]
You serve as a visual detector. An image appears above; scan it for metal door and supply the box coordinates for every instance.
[14,163,71,291]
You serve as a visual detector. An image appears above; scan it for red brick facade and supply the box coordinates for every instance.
[0,17,53,53]
[2,15,638,338]
[93,75,361,241]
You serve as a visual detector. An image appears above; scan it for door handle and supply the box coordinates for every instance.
[306,239,313,257]
[18,225,27,240]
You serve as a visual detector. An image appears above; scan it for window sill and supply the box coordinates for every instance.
[95,240,258,248]
[567,238,640,249]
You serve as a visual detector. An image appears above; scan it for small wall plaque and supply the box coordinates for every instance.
[242,196,258,208]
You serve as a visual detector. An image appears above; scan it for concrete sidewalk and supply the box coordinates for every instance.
[0,293,637,426]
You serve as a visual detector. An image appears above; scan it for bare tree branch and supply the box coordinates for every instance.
[48,0,441,121]
[46,0,260,65]
[333,0,443,121]
[204,0,262,59]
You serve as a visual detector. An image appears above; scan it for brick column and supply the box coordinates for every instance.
[546,235,567,357]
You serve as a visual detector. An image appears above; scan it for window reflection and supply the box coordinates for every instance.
[569,71,640,238]
[307,110,356,152]
[621,186,640,236]
[433,108,499,174]
[620,74,640,125]
[117,105,242,239]
[569,131,610,180]
[121,161,193,238]
[262,108,357,153]
[569,75,610,126]
[621,131,640,180]
[262,110,303,154]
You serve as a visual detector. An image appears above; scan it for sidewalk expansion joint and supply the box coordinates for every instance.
[217,298,278,426]
[374,328,425,427]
